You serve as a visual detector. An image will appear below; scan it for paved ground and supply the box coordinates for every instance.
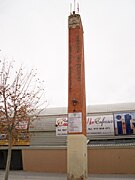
[0,171,135,180]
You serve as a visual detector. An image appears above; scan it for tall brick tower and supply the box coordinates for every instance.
[67,4,88,180]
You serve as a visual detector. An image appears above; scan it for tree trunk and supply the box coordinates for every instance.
[4,133,12,180]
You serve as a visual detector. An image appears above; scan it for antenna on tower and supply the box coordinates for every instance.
[70,0,79,14]
[77,2,79,13]
[74,0,76,12]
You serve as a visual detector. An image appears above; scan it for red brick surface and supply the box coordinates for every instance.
[68,14,86,135]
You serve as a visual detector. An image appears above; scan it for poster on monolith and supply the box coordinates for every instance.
[68,112,82,133]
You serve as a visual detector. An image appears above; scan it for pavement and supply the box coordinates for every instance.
[0,171,135,180]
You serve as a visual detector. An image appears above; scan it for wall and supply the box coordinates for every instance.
[22,147,67,173]
[22,146,135,174]
[88,147,135,174]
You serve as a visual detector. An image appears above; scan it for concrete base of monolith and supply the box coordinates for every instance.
[67,134,88,180]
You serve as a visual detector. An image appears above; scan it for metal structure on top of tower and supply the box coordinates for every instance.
[70,0,79,14]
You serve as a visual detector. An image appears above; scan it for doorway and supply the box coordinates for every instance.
[0,150,23,170]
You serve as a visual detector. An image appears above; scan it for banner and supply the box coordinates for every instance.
[56,117,68,136]
[87,115,114,135]
[68,112,82,133]
[114,112,135,135]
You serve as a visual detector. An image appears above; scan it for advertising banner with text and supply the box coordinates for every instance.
[56,117,68,136]
[68,112,82,133]
[56,114,114,136]
[87,115,114,135]
[114,112,135,135]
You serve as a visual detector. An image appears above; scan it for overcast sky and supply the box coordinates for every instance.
[0,0,135,108]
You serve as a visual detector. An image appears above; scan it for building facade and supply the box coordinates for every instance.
[1,102,135,173]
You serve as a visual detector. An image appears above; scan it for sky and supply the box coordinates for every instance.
[0,0,135,108]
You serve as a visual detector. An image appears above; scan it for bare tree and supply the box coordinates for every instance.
[0,60,46,180]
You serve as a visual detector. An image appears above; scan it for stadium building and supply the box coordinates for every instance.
[0,102,135,174]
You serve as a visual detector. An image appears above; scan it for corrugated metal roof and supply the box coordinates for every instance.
[30,131,66,146]
[39,102,135,116]
[39,107,67,116]
[87,102,135,114]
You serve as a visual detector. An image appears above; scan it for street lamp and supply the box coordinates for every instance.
[72,98,78,112]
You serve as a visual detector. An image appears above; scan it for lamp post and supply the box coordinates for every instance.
[72,98,78,112]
